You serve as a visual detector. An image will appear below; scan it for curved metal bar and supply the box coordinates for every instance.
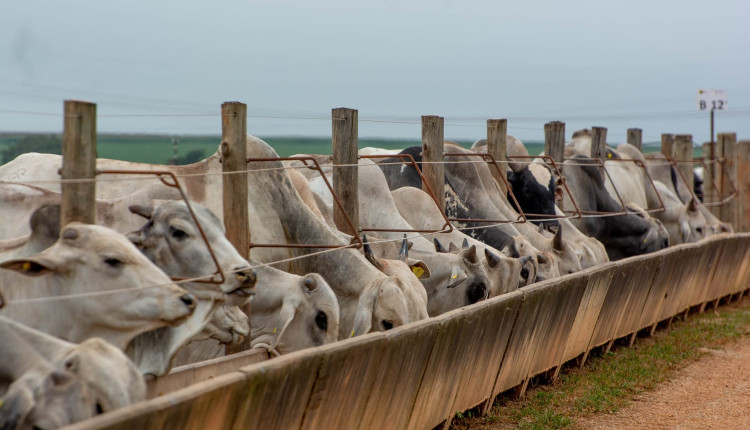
[96,169,226,285]
[601,158,667,215]
[244,156,363,251]
[443,152,527,224]
[671,157,737,207]
[359,153,454,234]
[504,155,584,220]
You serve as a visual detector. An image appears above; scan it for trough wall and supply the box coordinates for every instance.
[66,233,750,430]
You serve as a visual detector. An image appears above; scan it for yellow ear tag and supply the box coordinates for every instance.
[451,273,458,280]
[0,399,4,408]
[411,266,425,279]
[21,262,32,271]
[607,153,612,159]
[272,327,277,334]
[350,330,355,338]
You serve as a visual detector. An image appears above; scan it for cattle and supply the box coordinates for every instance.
[0,316,145,429]
[560,152,669,260]
[0,222,196,350]
[378,145,567,281]
[644,152,733,236]
[303,158,492,313]
[473,136,558,228]
[603,143,707,245]
[389,186,530,294]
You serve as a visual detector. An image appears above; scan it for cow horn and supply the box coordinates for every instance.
[448,242,459,253]
[399,234,409,262]
[129,204,154,220]
[538,223,545,234]
[362,235,383,271]
[687,198,699,212]
[519,255,533,266]
[484,248,501,268]
[434,238,448,253]
[462,238,469,249]
[463,245,479,264]
[553,225,564,252]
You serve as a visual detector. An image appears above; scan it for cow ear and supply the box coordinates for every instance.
[434,238,448,253]
[129,204,154,220]
[537,253,549,265]
[0,256,57,277]
[271,297,300,349]
[64,353,80,373]
[406,258,430,280]
[484,248,501,269]
[126,231,144,248]
[448,242,459,253]
[687,198,699,213]
[352,288,377,337]
[447,267,468,288]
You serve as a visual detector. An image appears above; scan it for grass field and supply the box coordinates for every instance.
[0,133,698,165]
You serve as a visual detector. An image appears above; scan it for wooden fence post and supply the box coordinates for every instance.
[487,118,507,195]
[590,126,607,160]
[702,142,713,205]
[675,134,694,196]
[221,102,250,258]
[221,102,251,356]
[545,121,565,165]
[718,133,737,228]
[422,115,445,212]
[332,108,359,237]
[661,133,676,159]
[61,100,96,228]
[737,140,750,232]
[627,128,642,151]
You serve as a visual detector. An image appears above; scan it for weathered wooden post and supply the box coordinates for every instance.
[545,121,565,164]
[332,107,359,237]
[422,115,445,212]
[221,102,250,258]
[661,133,676,159]
[737,140,750,232]
[702,142,713,205]
[718,132,737,228]
[61,100,96,228]
[675,134,694,195]
[487,118,507,195]
[590,126,607,160]
[627,128,642,151]
[221,102,251,356]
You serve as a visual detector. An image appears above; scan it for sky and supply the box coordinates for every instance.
[1,0,748,145]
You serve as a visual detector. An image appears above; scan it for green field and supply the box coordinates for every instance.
[0,133,692,166]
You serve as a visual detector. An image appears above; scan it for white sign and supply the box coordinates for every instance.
[697,89,728,111]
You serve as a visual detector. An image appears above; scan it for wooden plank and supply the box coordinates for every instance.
[449,291,523,418]
[703,142,714,206]
[685,241,723,309]
[358,320,441,430]
[736,141,750,232]
[627,128,642,151]
[300,333,388,430]
[636,249,680,331]
[487,118,508,195]
[524,276,589,379]
[590,126,607,160]
[703,238,731,303]
[589,255,659,348]
[332,107,359,236]
[661,133,676,159]
[544,121,565,164]
[422,115,445,212]
[61,99,97,227]
[146,348,268,398]
[561,266,614,364]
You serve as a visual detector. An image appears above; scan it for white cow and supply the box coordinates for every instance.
[0,223,196,350]
[0,317,145,429]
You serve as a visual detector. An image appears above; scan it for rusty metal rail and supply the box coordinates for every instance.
[668,157,737,207]
[244,156,363,251]
[96,169,226,285]
[360,153,453,234]
[601,158,667,215]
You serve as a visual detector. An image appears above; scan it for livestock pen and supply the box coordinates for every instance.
[4,101,750,430]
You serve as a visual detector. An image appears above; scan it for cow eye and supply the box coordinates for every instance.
[521,269,529,279]
[96,402,104,415]
[696,227,703,235]
[104,258,123,268]
[315,311,327,331]
[381,320,394,330]
[171,228,188,240]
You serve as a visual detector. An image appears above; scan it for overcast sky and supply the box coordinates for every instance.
[1,0,748,145]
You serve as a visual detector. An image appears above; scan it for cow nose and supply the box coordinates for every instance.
[234,268,258,287]
[180,294,196,309]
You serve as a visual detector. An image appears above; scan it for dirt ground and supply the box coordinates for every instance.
[577,332,750,430]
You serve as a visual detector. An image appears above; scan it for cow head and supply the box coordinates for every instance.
[128,201,257,306]
[426,238,489,316]
[508,162,559,228]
